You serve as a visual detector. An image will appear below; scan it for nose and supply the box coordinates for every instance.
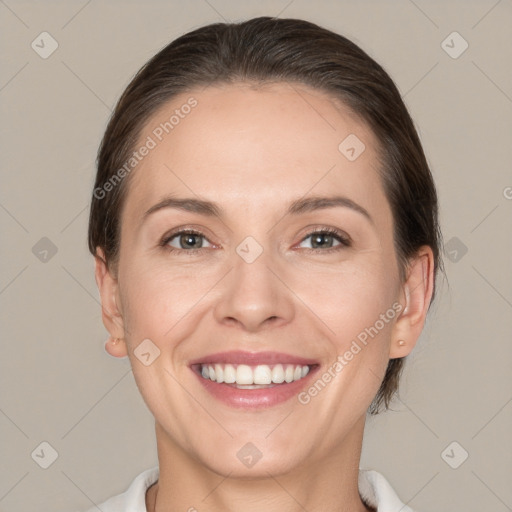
[213,247,295,333]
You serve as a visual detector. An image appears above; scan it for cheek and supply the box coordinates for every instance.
[302,263,398,409]
[119,257,219,341]
[298,258,398,342]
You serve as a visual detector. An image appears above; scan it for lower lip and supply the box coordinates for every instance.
[191,366,319,409]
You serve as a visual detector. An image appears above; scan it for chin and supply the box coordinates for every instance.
[189,435,309,479]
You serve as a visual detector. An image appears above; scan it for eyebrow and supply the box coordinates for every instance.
[142,194,374,225]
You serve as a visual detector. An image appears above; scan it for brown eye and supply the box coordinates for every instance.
[163,230,213,251]
[298,229,350,251]
[310,233,336,249]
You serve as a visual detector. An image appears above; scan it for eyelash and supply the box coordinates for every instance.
[159,227,351,255]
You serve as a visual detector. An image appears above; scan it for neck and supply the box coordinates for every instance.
[146,416,374,512]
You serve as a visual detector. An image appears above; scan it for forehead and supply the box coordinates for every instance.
[123,82,388,225]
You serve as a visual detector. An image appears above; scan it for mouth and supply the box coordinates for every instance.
[189,351,320,408]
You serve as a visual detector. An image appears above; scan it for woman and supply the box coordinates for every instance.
[87,16,443,512]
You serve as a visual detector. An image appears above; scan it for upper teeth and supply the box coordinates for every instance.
[200,363,310,385]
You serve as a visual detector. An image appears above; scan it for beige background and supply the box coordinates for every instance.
[1,1,511,511]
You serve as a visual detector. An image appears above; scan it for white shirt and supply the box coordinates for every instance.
[84,466,415,512]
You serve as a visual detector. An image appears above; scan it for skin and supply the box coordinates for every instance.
[95,82,434,512]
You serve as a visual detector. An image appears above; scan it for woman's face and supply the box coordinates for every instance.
[102,82,411,476]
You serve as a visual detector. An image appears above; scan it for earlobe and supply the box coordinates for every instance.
[94,247,127,355]
[104,336,128,358]
[389,247,434,359]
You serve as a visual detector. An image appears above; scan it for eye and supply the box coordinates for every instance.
[297,228,351,252]
[159,227,350,254]
[161,229,214,252]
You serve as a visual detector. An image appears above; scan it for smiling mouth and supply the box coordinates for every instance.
[192,363,317,389]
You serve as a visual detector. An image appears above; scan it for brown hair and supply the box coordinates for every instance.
[88,16,443,415]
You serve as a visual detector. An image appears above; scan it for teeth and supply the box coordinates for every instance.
[254,365,272,385]
[223,364,236,383]
[272,364,285,383]
[214,364,224,383]
[199,363,311,385]
[236,364,253,385]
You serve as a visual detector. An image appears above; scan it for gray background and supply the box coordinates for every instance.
[1,1,511,511]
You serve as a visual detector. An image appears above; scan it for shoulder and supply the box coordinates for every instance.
[358,469,417,512]
[81,466,159,512]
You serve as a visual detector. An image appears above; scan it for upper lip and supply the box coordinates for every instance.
[189,350,319,366]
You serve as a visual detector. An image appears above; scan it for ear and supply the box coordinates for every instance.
[389,246,435,359]
[94,247,128,358]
